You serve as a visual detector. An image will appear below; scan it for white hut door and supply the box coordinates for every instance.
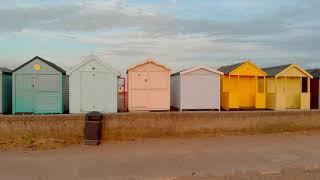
[80,72,94,112]
[93,72,108,112]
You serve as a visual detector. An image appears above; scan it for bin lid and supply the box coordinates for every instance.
[86,111,103,117]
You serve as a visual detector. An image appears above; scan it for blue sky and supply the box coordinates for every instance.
[0,0,319,73]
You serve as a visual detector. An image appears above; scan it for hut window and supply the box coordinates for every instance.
[302,77,308,93]
[258,77,265,93]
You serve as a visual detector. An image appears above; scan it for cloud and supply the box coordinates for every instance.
[0,0,319,39]
[0,0,320,72]
[0,0,180,34]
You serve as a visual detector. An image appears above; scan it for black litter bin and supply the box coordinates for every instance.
[84,111,103,145]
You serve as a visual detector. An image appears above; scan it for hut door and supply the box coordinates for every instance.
[34,75,61,113]
[310,78,319,109]
[131,72,148,109]
[286,77,300,109]
[15,75,35,113]
[148,72,169,109]
[81,72,94,112]
[239,76,255,108]
[93,72,108,112]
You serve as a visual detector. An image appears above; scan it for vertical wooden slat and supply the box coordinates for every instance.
[264,76,266,93]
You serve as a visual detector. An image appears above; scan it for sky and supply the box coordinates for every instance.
[0,0,319,74]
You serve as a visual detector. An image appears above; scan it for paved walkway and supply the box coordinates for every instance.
[1,132,320,180]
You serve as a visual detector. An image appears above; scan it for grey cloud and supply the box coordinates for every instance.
[0,4,181,33]
[1,0,320,71]
[0,1,319,38]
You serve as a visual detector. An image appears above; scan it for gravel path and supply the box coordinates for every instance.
[1,132,320,180]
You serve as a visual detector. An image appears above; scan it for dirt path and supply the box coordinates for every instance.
[1,132,320,180]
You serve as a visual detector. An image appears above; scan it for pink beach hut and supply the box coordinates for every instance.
[127,59,171,112]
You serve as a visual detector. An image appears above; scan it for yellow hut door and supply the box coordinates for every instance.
[286,77,300,109]
[239,76,255,108]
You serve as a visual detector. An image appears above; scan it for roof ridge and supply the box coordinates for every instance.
[13,56,66,74]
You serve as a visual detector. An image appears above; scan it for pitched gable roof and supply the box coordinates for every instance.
[127,59,170,72]
[0,67,12,74]
[67,55,120,76]
[263,64,312,78]
[13,56,66,74]
[171,66,223,76]
[218,62,244,74]
[262,64,291,77]
[307,68,320,78]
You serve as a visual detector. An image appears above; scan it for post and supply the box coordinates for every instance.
[123,77,126,111]
[119,77,127,111]
[264,77,266,93]
[308,78,310,93]
[228,75,231,107]
[228,75,231,93]
[275,77,278,92]
[300,77,303,93]
[237,75,240,93]
[284,76,287,95]
[238,75,240,107]
[219,75,221,111]
[300,77,303,109]
[275,77,278,109]
[255,76,258,93]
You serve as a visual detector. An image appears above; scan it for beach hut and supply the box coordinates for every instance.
[218,61,267,110]
[263,64,313,110]
[171,66,223,111]
[0,67,12,114]
[307,69,320,109]
[12,56,68,114]
[68,55,120,113]
[127,59,170,112]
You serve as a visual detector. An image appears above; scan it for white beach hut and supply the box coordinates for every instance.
[68,55,120,113]
[170,66,223,111]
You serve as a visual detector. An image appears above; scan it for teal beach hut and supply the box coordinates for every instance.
[0,67,12,114]
[12,56,69,114]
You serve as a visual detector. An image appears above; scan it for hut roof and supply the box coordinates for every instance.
[13,56,66,74]
[307,69,320,78]
[0,67,12,74]
[67,55,120,76]
[171,66,223,76]
[262,64,291,77]
[218,62,244,74]
[218,60,266,76]
[127,59,170,72]
[263,64,312,78]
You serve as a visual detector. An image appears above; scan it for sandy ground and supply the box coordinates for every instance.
[1,132,320,180]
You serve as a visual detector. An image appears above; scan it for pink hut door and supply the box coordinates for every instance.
[131,72,148,110]
[148,72,169,109]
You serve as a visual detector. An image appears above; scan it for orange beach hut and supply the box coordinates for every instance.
[218,61,267,110]
[127,59,171,112]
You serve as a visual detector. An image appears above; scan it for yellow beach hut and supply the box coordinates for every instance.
[263,64,313,110]
[218,61,267,110]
